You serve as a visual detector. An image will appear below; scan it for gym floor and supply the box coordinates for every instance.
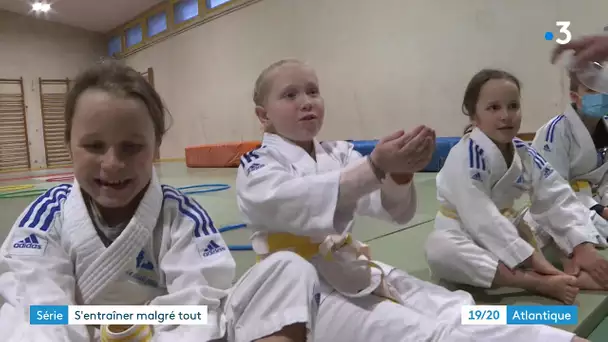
[1,161,607,340]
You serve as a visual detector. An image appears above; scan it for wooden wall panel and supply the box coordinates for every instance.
[0,78,30,171]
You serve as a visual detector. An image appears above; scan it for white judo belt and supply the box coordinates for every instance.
[318,234,401,303]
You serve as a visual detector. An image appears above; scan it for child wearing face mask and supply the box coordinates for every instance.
[236,60,585,342]
[0,60,321,342]
[425,69,608,312]
[532,74,608,287]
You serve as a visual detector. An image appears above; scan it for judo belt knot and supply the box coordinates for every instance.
[318,234,370,261]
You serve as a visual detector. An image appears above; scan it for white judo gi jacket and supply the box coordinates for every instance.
[236,133,416,302]
[435,128,600,268]
[533,104,608,240]
[0,170,235,341]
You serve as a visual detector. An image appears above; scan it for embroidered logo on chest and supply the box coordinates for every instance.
[136,250,154,271]
[513,174,529,191]
[126,249,158,288]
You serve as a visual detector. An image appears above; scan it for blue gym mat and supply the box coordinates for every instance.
[349,137,460,172]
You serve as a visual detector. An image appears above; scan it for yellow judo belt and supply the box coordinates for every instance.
[438,206,539,250]
[256,232,359,262]
[257,233,402,303]
[570,180,598,196]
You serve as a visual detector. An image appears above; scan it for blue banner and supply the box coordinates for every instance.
[30,305,69,325]
[506,305,577,325]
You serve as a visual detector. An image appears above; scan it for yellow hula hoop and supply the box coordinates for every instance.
[0,184,34,192]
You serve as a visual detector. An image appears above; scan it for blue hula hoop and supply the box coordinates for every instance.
[178,183,231,195]
[227,245,253,251]
[219,223,246,233]
[177,183,250,251]
[218,224,250,251]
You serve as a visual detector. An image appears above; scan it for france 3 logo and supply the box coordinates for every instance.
[544,22,572,45]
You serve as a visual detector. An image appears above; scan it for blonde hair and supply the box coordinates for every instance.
[253,59,305,106]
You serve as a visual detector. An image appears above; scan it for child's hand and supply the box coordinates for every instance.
[370,129,408,173]
[601,207,608,220]
[405,126,435,171]
[552,34,608,67]
[398,125,435,173]
[571,243,608,286]
[370,126,435,174]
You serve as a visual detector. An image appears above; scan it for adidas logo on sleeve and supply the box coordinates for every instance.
[198,240,227,259]
[10,233,47,256]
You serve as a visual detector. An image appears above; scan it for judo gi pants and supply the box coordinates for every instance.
[313,260,575,342]
[224,250,574,342]
[424,214,581,288]
[223,251,321,342]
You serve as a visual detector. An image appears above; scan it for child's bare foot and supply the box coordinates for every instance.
[526,251,562,275]
[493,263,579,303]
[535,274,579,304]
[577,271,607,291]
[561,255,581,276]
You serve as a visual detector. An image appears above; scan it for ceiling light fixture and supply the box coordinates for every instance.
[32,2,51,13]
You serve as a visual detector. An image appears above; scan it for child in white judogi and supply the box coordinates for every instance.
[236,60,586,342]
[425,69,608,306]
[532,73,608,288]
[0,61,319,342]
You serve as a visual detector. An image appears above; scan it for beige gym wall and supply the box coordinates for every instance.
[0,10,104,169]
[121,0,605,159]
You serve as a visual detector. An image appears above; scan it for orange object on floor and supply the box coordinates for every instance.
[185,141,262,168]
